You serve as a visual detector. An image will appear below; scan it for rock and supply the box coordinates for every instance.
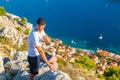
[4,51,29,77]
[4,59,71,80]
[13,51,28,61]
[0,26,24,46]
[4,61,12,71]
[5,72,12,80]
[17,35,23,47]
[6,13,20,19]
[0,16,15,27]
[3,57,10,65]
[0,55,5,74]
[4,60,28,76]
[54,71,71,80]
[10,48,16,54]
[4,51,71,80]
[35,68,71,80]
[0,13,33,47]
[0,75,6,80]
[10,61,23,75]
[12,62,71,80]
[14,70,29,80]
[4,62,13,80]
[79,77,86,80]
[4,60,28,80]
[0,27,17,38]
[0,55,6,80]
[35,69,71,80]
[10,61,28,75]
[10,48,16,59]
[24,22,33,31]
[34,62,71,80]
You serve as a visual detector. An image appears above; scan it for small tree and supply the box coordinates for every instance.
[75,56,96,70]
[19,17,27,25]
[24,28,30,35]
[0,6,7,16]
[16,26,22,31]
[104,67,120,80]
[106,75,119,80]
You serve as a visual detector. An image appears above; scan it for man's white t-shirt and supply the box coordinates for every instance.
[28,28,46,57]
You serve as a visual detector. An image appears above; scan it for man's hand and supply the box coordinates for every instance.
[43,35,51,43]
[35,46,55,70]
[48,63,55,70]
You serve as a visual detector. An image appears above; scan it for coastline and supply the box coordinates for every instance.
[48,38,120,74]
[58,36,120,55]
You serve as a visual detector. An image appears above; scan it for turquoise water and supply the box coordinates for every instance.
[0,0,120,54]
[58,36,120,54]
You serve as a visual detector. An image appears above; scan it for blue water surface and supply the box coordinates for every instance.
[0,0,120,54]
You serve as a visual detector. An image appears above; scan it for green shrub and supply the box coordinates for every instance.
[24,28,30,35]
[13,18,19,22]
[12,39,28,51]
[57,58,98,80]
[104,67,120,80]
[106,75,119,80]
[0,37,28,51]
[57,58,67,67]
[0,37,12,45]
[57,58,80,80]
[74,56,96,70]
[0,6,6,16]
[19,17,27,25]
[16,26,22,31]
[96,74,105,79]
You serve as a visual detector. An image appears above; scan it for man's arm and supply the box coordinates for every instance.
[43,34,51,43]
[35,46,54,70]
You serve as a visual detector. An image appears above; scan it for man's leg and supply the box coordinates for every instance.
[28,56,39,80]
[28,74,35,80]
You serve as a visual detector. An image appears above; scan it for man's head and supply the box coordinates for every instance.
[36,18,46,31]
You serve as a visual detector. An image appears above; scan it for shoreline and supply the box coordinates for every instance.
[58,36,120,55]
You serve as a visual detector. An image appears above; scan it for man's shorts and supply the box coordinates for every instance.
[27,52,52,75]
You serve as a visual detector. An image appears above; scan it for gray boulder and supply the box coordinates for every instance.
[13,51,28,62]
[35,67,71,80]
[0,55,6,80]
[3,57,10,65]
[3,50,71,80]
[0,55,4,74]
[10,61,24,75]
[0,27,23,46]
[4,60,28,75]
[79,77,86,80]
[14,70,29,80]
[13,62,71,80]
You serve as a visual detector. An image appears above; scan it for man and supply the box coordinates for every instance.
[28,18,57,80]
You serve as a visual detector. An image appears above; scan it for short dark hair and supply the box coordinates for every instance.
[36,18,46,25]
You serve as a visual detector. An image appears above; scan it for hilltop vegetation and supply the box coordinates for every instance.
[74,56,96,70]
[0,6,6,16]
[103,67,120,80]
[0,6,32,59]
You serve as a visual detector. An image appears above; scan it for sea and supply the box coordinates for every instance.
[0,0,120,54]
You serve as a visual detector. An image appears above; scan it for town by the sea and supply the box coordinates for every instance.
[0,0,120,54]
